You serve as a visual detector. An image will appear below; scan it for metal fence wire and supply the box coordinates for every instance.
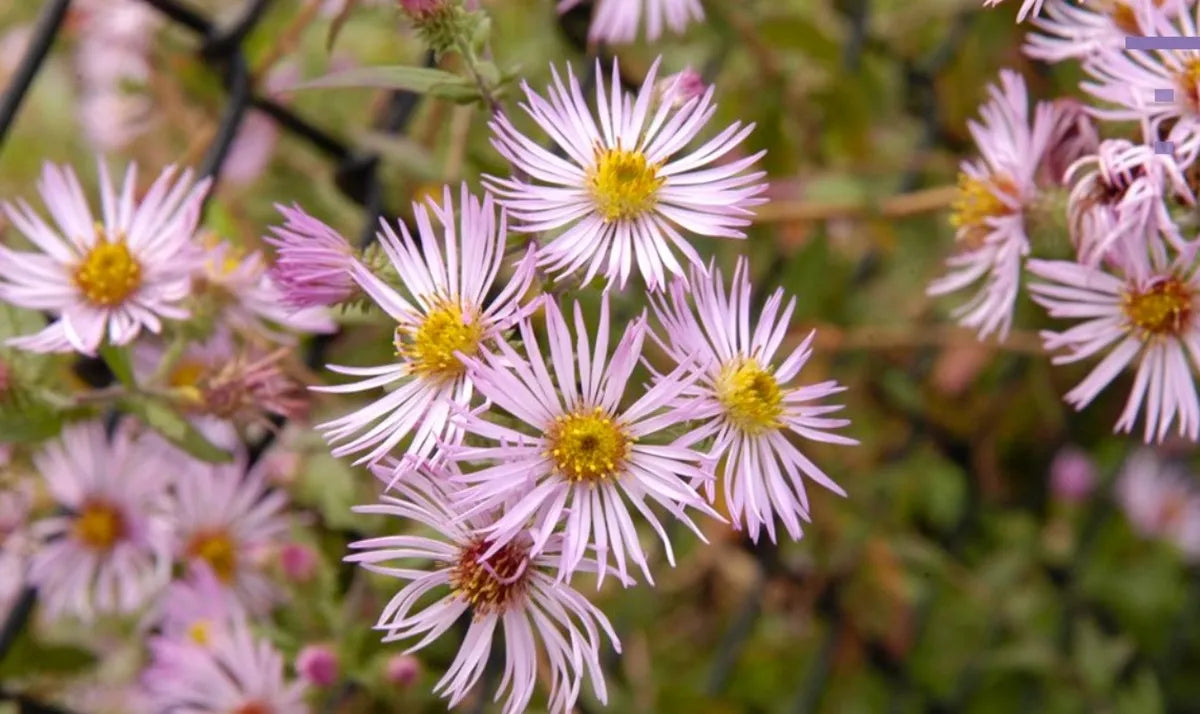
[0,1,1046,713]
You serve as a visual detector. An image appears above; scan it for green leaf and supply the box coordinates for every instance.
[289,66,480,102]
[99,344,135,386]
[120,396,232,463]
[0,400,62,443]
[0,626,96,679]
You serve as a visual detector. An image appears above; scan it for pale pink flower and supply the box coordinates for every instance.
[1066,139,1193,264]
[72,0,159,151]
[1024,0,1173,63]
[172,451,292,614]
[0,482,33,615]
[150,561,246,646]
[27,421,173,621]
[194,232,337,342]
[1039,98,1100,186]
[1081,3,1200,164]
[0,162,208,355]
[347,467,619,714]
[651,258,856,542]
[448,295,720,584]
[264,203,358,309]
[315,184,537,466]
[559,0,704,44]
[1027,246,1200,443]
[1116,448,1200,560]
[983,0,1048,22]
[928,70,1056,339]
[142,616,308,713]
[223,63,300,186]
[487,57,767,291]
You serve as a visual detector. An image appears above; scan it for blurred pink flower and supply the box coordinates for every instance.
[559,0,703,44]
[1116,448,1200,560]
[222,63,300,186]
[194,232,337,342]
[27,421,174,621]
[173,450,292,614]
[384,654,421,687]
[278,542,318,583]
[347,466,619,714]
[151,562,246,646]
[0,482,33,616]
[71,0,159,151]
[486,57,767,291]
[296,644,339,687]
[0,162,208,355]
[143,616,307,713]
[1049,446,1097,502]
[651,258,857,543]
[927,70,1056,340]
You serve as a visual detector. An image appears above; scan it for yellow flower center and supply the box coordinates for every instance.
[186,530,238,583]
[395,302,484,380]
[188,620,212,646]
[950,173,1020,249]
[545,407,632,483]
[1176,57,1200,111]
[72,501,125,551]
[74,234,141,307]
[715,359,784,435]
[451,538,530,615]
[1123,277,1194,337]
[586,147,664,222]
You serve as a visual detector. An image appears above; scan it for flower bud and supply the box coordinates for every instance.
[384,654,421,687]
[296,644,339,687]
[279,542,319,583]
[656,67,707,108]
[1050,446,1096,503]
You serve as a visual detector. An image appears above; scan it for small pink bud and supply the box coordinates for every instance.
[656,68,707,108]
[1050,446,1096,503]
[279,542,318,582]
[296,644,339,687]
[384,654,421,687]
[398,0,445,19]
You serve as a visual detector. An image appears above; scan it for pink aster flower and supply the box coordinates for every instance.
[1065,138,1193,264]
[486,57,767,291]
[448,295,719,584]
[172,450,292,614]
[651,258,856,543]
[1038,98,1100,187]
[27,421,173,622]
[264,203,358,309]
[72,0,159,151]
[1081,4,1200,164]
[150,562,246,645]
[558,0,703,44]
[142,615,307,713]
[347,466,619,714]
[1116,448,1200,560]
[0,162,208,355]
[1027,245,1200,443]
[1024,0,1171,63]
[194,233,337,342]
[315,184,537,466]
[928,70,1056,340]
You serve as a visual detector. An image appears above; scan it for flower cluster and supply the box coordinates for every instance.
[299,56,854,712]
[933,1,1200,444]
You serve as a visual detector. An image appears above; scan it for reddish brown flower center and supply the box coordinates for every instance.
[1122,277,1194,337]
[232,701,273,714]
[450,539,531,615]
